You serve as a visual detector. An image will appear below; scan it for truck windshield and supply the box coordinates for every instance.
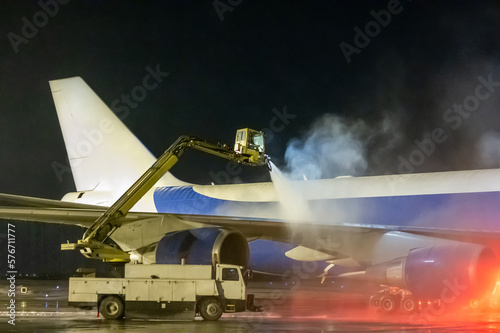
[222,268,239,281]
[251,134,264,150]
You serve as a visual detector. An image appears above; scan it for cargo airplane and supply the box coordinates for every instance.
[1,77,499,313]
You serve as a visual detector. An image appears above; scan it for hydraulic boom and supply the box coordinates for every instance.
[61,128,268,262]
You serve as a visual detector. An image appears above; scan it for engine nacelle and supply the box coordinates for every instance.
[152,228,249,267]
[367,243,498,300]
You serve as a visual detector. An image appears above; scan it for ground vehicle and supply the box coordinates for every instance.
[68,263,261,320]
[63,129,265,320]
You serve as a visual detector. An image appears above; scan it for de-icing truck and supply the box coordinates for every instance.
[68,263,261,320]
[64,128,267,320]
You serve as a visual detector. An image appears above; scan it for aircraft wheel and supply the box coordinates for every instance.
[470,298,480,309]
[200,297,223,321]
[369,295,381,309]
[99,296,125,320]
[401,296,417,313]
[490,298,500,310]
[380,295,399,313]
[428,299,444,312]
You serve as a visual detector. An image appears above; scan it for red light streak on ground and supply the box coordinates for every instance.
[250,288,500,326]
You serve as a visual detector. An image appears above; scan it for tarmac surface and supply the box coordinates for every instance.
[2,280,500,332]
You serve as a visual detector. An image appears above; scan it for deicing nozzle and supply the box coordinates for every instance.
[265,155,272,171]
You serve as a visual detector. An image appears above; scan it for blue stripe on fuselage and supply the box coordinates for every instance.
[153,186,500,231]
[153,186,224,215]
[153,186,279,216]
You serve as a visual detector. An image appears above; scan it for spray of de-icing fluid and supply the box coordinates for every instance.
[268,161,311,223]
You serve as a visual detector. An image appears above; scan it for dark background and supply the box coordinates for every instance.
[1,1,500,277]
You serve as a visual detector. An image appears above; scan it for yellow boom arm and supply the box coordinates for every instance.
[61,129,267,262]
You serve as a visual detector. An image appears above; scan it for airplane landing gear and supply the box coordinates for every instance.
[368,286,443,314]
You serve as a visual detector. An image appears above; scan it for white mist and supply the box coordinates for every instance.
[269,161,311,223]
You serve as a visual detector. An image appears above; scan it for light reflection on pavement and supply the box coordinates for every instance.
[2,280,500,332]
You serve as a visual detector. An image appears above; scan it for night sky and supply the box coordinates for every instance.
[1,1,500,276]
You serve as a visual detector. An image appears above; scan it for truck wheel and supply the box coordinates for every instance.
[200,297,223,321]
[99,296,125,320]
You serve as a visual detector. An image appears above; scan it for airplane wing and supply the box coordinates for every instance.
[2,193,500,248]
[0,193,104,210]
[0,192,294,237]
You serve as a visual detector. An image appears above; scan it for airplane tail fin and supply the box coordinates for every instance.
[49,76,186,194]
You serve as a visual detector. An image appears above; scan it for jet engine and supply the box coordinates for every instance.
[366,243,498,301]
[152,228,249,267]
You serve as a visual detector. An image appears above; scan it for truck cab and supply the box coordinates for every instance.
[234,128,265,164]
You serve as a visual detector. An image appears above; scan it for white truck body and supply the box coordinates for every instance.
[68,263,257,320]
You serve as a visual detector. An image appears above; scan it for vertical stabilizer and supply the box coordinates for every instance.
[49,77,185,194]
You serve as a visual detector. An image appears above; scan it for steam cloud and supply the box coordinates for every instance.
[477,131,500,168]
[283,114,401,180]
